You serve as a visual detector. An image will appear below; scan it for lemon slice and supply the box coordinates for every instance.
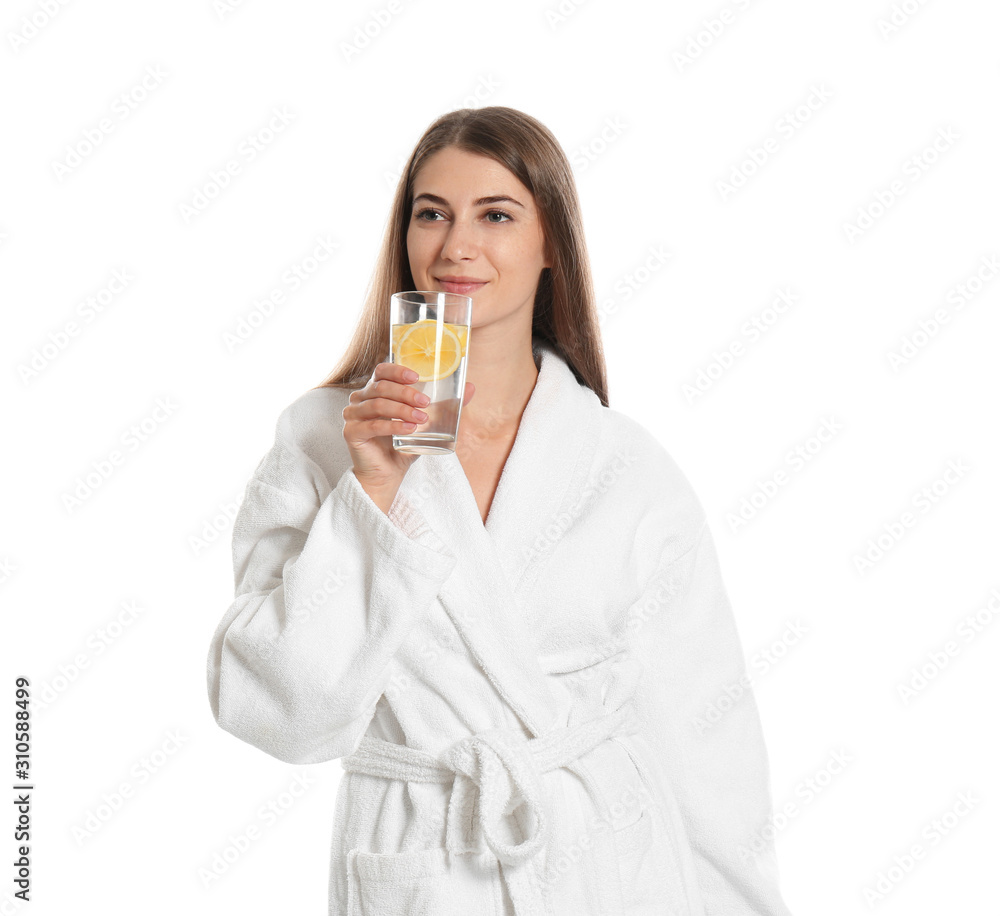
[392,322,468,357]
[393,319,467,381]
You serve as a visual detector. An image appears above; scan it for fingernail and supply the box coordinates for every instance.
[404,369,418,381]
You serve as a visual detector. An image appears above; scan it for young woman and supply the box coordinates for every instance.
[207,106,793,916]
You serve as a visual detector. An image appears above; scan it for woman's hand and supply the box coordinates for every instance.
[343,361,475,513]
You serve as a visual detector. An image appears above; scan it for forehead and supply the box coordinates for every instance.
[412,147,533,201]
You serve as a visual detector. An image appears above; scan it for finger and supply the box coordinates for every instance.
[373,360,419,386]
[345,415,419,442]
[352,377,428,411]
[372,362,425,403]
[354,397,428,426]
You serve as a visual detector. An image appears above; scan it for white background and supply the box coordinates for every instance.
[2,0,998,913]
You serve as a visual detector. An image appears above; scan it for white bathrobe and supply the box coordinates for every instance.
[207,341,793,916]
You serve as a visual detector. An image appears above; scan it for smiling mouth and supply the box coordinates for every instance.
[435,277,488,293]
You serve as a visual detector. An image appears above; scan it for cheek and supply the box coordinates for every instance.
[515,224,546,259]
[405,227,425,273]
[505,232,547,276]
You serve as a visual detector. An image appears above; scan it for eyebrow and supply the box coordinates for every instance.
[412,193,526,209]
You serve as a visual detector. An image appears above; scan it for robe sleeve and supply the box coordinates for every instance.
[206,405,458,765]
[628,517,793,916]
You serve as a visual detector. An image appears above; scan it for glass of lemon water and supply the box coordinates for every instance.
[390,291,472,455]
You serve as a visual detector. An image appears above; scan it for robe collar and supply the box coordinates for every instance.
[399,341,603,735]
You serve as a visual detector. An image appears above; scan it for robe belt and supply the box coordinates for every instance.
[341,704,640,915]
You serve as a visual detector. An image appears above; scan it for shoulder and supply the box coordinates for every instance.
[275,385,352,450]
[251,385,356,503]
[595,405,702,500]
[591,404,709,557]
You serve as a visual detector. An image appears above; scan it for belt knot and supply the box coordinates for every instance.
[439,728,548,865]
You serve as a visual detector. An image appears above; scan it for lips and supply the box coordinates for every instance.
[436,276,487,294]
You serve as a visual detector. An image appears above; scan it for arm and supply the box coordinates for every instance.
[628,520,793,915]
[206,416,456,765]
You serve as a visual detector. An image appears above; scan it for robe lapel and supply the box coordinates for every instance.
[480,344,602,597]
[404,344,603,737]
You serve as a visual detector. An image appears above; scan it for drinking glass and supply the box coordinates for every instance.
[389,291,473,455]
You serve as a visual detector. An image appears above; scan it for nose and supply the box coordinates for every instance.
[440,217,479,262]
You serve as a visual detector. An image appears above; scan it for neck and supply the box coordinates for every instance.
[460,327,539,436]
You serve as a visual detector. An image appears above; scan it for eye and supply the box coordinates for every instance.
[414,208,445,222]
[485,209,512,223]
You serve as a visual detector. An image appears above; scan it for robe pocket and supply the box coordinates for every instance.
[349,846,503,916]
[612,804,693,915]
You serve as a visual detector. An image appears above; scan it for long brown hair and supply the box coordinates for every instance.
[314,106,609,407]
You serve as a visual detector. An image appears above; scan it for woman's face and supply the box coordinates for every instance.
[406,146,550,333]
